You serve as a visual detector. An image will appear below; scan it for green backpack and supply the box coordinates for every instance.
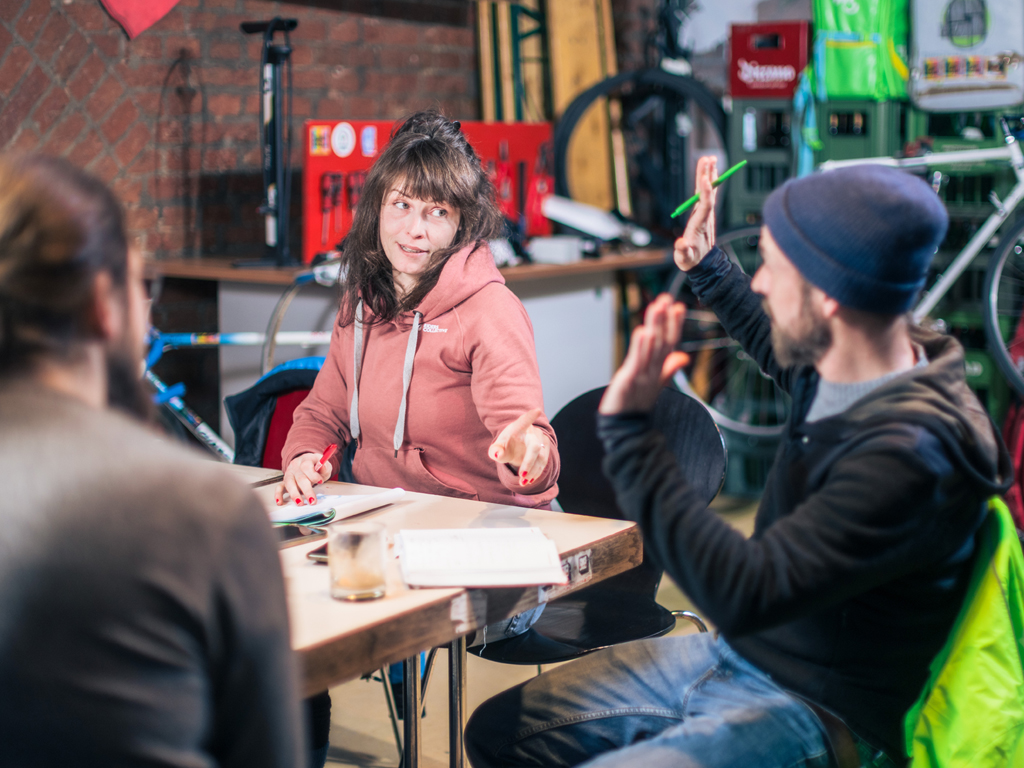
[904,498,1024,766]
[812,0,909,101]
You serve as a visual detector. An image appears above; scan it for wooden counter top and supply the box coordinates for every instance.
[145,249,670,287]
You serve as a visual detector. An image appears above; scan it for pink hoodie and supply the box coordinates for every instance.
[283,242,559,507]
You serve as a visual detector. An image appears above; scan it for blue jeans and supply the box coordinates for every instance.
[465,633,833,768]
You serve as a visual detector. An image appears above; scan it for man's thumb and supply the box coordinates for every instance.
[660,351,690,385]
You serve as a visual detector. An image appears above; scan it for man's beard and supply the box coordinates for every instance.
[764,282,832,368]
[106,349,153,422]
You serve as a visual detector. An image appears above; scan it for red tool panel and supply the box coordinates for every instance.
[303,120,553,265]
[729,21,809,99]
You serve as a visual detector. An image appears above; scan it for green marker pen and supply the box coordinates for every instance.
[670,159,748,218]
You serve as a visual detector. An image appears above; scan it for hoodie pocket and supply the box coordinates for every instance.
[353,446,479,501]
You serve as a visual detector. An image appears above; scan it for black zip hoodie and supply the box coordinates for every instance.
[597,247,1011,758]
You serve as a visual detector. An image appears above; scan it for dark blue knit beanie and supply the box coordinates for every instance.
[762,165,948,314]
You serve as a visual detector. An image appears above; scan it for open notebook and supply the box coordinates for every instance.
[270,488,405,525]
[396,527,569,588]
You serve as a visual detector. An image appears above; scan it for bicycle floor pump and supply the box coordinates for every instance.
[237,17,298,267]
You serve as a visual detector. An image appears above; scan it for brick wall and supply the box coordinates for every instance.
[0,0,477,261]
[611,0,656,73]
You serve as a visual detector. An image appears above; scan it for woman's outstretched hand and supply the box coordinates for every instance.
[599,294,689,415]
[489,408,551,487]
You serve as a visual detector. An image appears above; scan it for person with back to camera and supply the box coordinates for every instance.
[0,155,303,767]
[276,111,560,764]
[464,156,1012,767]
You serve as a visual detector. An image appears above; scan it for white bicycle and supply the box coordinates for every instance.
[672,115,1024,439]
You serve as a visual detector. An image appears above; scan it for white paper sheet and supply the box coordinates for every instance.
[396,527,569,587]
[269,488,405,524]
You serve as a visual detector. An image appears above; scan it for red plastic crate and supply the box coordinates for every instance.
[303,120,552,265]
[729,21,809,99]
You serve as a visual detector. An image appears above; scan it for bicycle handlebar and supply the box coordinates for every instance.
[820,116,1024,174]
[819,145,1015,172]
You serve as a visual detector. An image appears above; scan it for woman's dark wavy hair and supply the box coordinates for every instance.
[337,110,503,324]
[0,154,128,377]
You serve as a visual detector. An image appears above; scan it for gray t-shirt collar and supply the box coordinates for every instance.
[805,343,928,424]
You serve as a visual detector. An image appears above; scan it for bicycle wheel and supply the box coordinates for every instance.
[671,226,790,438]
[553,68,727,237]
[983,215,1024,398]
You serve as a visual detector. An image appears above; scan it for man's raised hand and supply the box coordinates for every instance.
[599,295,689,415]
[673,155,719,272]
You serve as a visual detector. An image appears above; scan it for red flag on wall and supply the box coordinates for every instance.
[99,0,182,39]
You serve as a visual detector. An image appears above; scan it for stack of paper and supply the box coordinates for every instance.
[270,488,405,525]
[396,527,569,587]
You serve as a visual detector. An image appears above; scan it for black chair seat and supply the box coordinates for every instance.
[471,590,675,664]
[469,386,726,666]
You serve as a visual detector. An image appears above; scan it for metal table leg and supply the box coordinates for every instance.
[403,655,421,768]
[448,636,467,768]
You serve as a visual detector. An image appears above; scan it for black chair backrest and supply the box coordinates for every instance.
[224,359,323,467]
[552,386,726,520]
[551,386,727,597]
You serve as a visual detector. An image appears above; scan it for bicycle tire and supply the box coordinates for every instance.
[671,226,790,438]
[262,281,303,375]
[553,68,727,235]
[983,215,1024,399]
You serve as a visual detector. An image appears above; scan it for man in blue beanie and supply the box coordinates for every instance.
[466,157,1011,768]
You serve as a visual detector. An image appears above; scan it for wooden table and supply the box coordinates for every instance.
[223,464,283,487]
[249,480,642,768]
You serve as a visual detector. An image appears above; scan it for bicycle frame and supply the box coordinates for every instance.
[146,369,235,463]
[145,258,342,460]
[819,120,1024,323]
[158,331,331,349]
[147,329,330,463]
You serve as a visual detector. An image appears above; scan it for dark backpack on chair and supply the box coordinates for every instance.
[224,356,326,469]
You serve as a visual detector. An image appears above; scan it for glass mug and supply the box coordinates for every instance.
[329,521,387,601]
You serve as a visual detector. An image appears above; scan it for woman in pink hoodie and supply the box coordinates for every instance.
[277,111,559,509]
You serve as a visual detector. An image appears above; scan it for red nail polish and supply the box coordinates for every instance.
[308,497,315,504]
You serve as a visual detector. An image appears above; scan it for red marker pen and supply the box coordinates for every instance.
[314,443,338,472]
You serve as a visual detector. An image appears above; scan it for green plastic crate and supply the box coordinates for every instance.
[963,348,1010,426]
[904,107,1018,218]
[721,428,779,498]
[815,99,906,163]
[727,99,795,227]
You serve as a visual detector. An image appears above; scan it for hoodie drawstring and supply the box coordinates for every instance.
[395,311,422,457]
[349,299,422,458]
[350,300,364,441]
